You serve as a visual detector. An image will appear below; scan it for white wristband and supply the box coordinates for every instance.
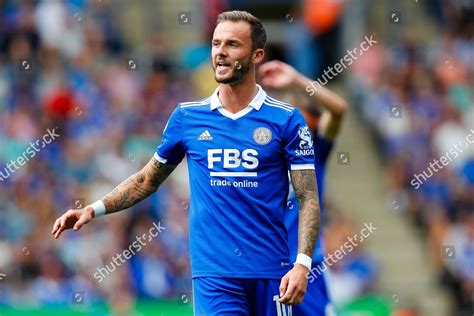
[294,253,312,271]
[90,200,106,217]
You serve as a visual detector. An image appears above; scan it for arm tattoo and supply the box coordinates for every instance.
[290,169,320,257]
[102,157,177,214]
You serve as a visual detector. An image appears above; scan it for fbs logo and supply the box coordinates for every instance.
[296,126,314,156]
[208,149,258,169]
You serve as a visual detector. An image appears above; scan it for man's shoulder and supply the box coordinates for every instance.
[178,96,212,109]
[263,95,295,113]
[261,96,301,126]
[261,96,300,125]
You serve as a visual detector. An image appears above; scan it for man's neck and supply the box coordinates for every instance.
[218,79,258,114]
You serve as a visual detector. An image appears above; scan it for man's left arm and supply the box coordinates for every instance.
[292,169,320,257]
[279,168,320,305]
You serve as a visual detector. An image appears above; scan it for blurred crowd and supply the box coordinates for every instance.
[349,1,473,314]
[0,0,472,315]
[0,0,195,310]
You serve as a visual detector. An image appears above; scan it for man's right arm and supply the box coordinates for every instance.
[101,156,177,214]
[52,156,177,238]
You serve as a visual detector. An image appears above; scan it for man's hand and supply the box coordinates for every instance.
[259,60,300,89]
[279,264,309,305]
[51,206,94,239]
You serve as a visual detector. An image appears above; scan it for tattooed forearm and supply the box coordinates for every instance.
[101,157,177,214]
[290,169,320,257]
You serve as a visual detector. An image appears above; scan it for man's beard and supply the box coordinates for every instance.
[214,56,252,85]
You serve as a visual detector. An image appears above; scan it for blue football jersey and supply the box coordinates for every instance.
[155,85,315,278]
[285,133,334,264]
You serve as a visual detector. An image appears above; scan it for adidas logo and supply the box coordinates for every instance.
[198,130,213,140]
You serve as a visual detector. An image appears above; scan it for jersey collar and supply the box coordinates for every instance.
[210,84,267,111]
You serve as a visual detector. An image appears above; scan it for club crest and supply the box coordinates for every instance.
[253,127,272,145]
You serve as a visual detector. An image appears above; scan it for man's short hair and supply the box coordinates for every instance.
[216,10,267,50]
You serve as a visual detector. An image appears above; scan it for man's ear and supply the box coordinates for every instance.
[252,48,265,64]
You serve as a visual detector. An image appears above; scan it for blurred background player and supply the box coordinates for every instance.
[259,59,347,315]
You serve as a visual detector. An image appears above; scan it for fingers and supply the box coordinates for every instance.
[53,223,65,239]
[280,284,305,305]
[279,274,289,298]
[59,211,69,229]
[279,282,295,305]
[53,211,70,239]
[73,213,90,231]
[292,288,306,305]
[52,214,68,239]
[279,271,307,305]
[51,209,79,239]
[258,60,280,75]
[261,77,274,87]
[52,218,60,235]
[261,60,282,70]
[258,61,272,73]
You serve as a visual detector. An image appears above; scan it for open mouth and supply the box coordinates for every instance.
[216,61,232,72]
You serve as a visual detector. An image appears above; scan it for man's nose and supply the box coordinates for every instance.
[215,44,228,57]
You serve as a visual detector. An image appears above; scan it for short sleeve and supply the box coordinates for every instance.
[283,109,315,170]
[155,106,185,165]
